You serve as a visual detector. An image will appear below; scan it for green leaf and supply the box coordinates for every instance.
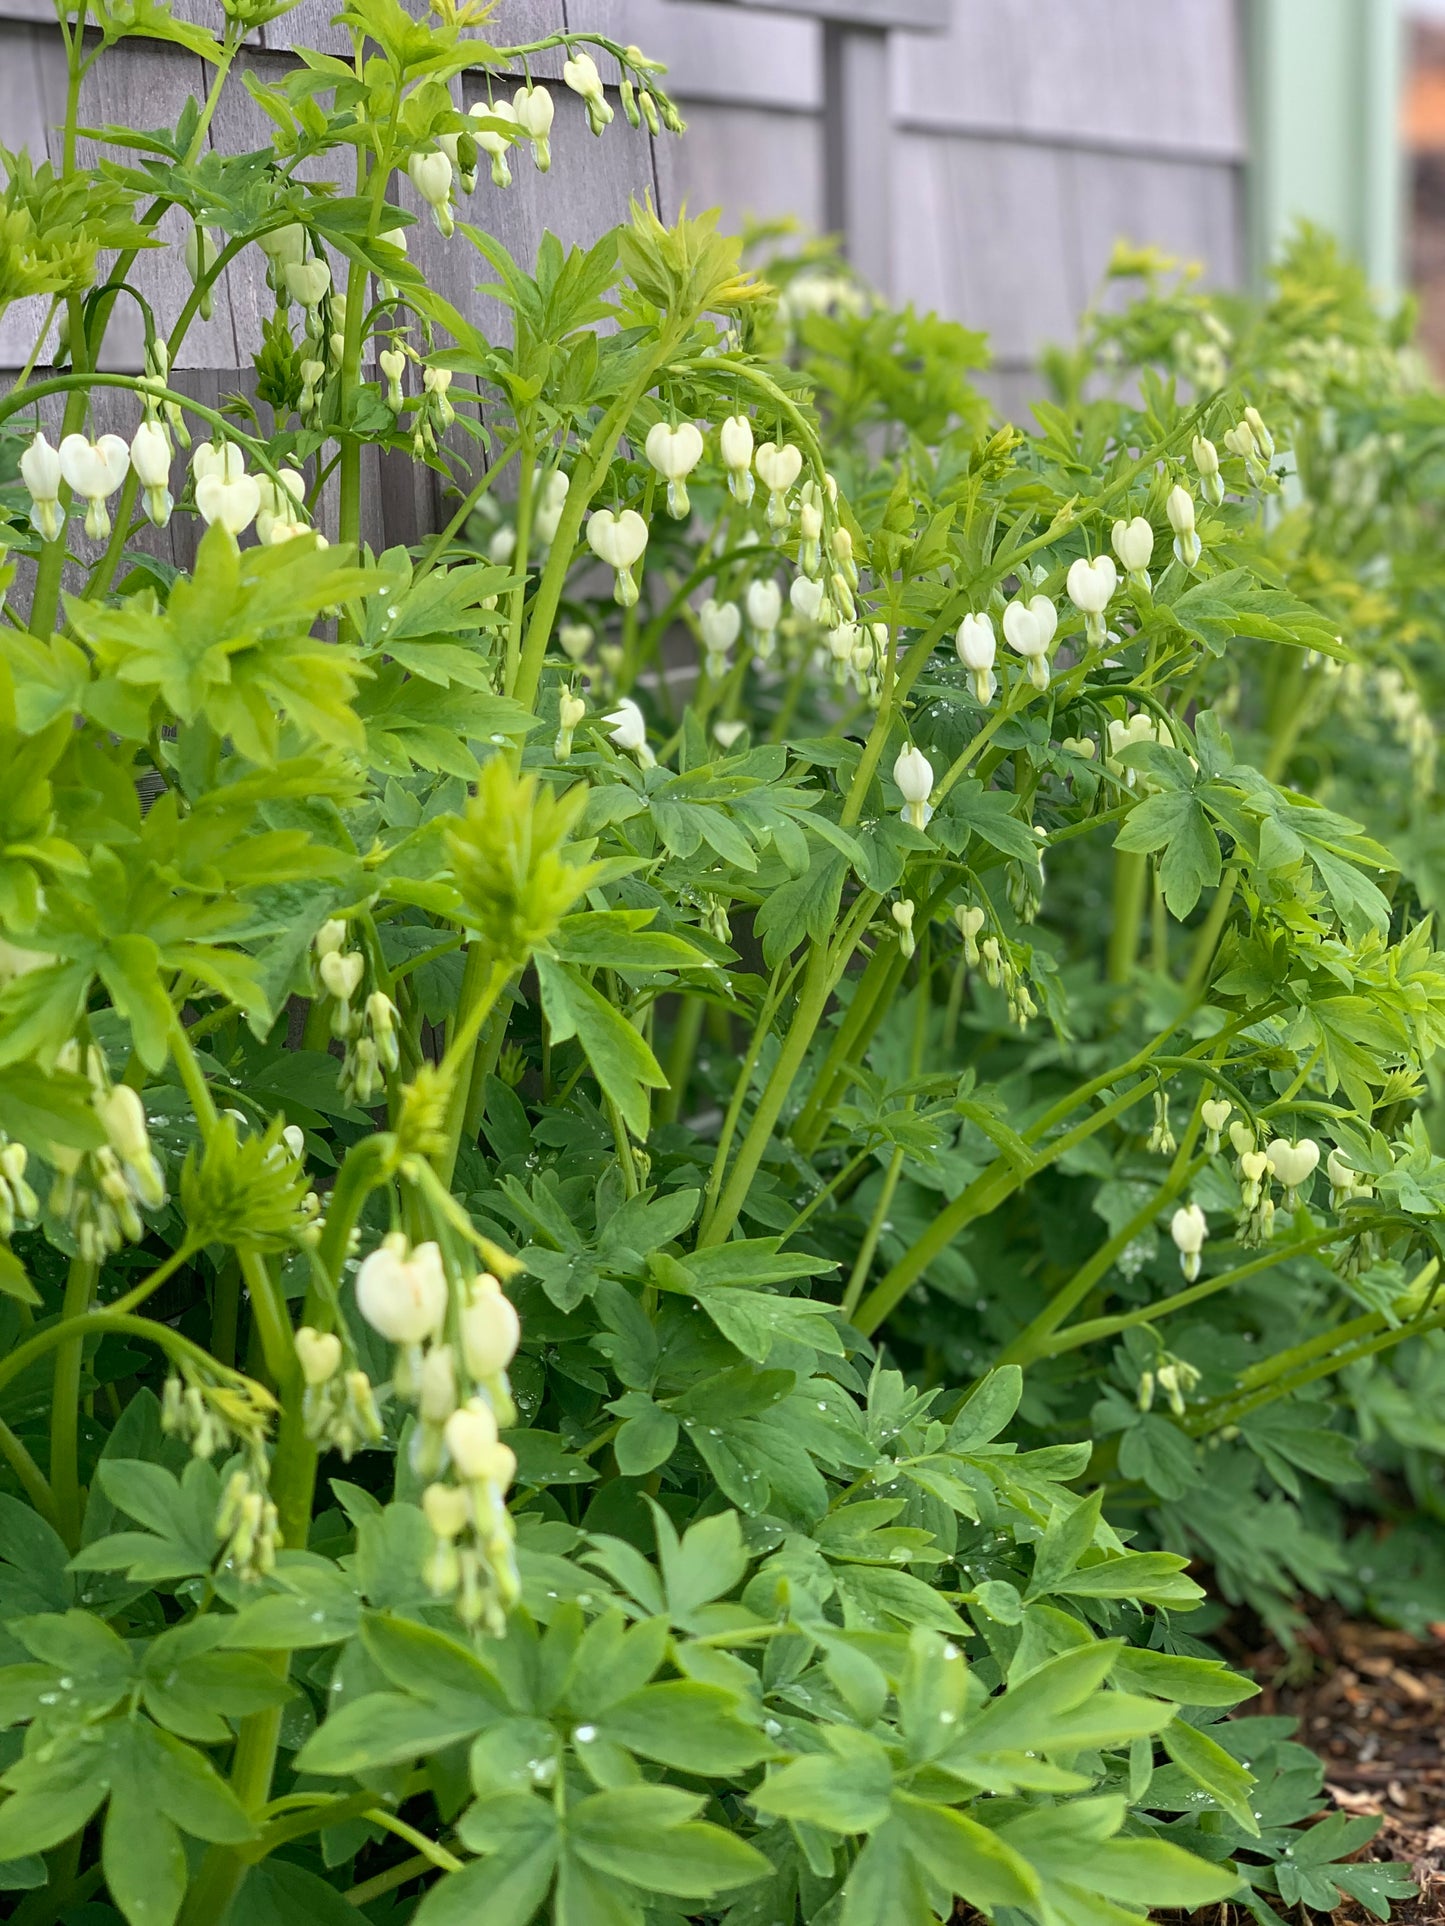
[535,957,667,1137]
[752,1728,892,1833]
[893,1792,1040,1910]
[568,1787,771,1899]
[1027,1488,1103,1598]
[598,1683,771,1774]
[229,1857,371,1925]
[1114,790,1221,918]
[299,1691,494,1774]
[104,1788,186,1926]
[1161,1716,1260,1835]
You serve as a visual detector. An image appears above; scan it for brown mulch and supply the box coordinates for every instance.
[1230,1615,1445,1923]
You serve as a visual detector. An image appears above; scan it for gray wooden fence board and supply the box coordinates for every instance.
[580,0,824,110]
[890,131,1078,357]
[654,98,823,232]
[1062,150,1244,307]
[892,0,1245,160]
[0,23,68,370]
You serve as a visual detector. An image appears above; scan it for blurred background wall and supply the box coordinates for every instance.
[0,0,1424,400]
[633,0,1410,404]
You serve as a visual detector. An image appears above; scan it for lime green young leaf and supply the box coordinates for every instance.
[892,1792,1040,1911]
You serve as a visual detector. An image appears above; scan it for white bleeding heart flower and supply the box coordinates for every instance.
[295,1326,342,1387]
[699,597,741,664]
[1002,594,1057,690]
[58,433,130,540]
[563,50,614,133]
[408,148,455,236]
[1111,516,1154,576]
[893,743,934,831]
[605,696,654,767]
[256,468,306,544]
[714,719,746,749]
[1170,1202,1208,1280]
[746,579,782,633]
[955,903,985,964]
[587,507,649,607]
[1267,1137,1320,1198]
[1200,1097,1232,1151]
[645,420,704,518]
[790,575,824,625]
[195,456,261,536]
[129,420,174,528]
[720,414,755,504]
[513,84,554,170]
[471,97,518,188]
[955,612,997,703]
[1168,482,1201,567]
[21,431,64,541]
[284,257,331,313]
[355,1235,448,1346]
[460,1273,521,1378]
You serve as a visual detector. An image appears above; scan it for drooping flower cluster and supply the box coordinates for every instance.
[47,1045,167,1263]
[313,919,399,1104]
[352,1232,523,1632]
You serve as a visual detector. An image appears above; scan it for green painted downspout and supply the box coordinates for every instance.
[1246,0,1403,294]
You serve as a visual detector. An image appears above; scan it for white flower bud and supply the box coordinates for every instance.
[699,598,741,658]
[295,1325,342,1387]
[755,440,803,497]
[559,622,593,663]
[1267,1138,1320,1196]
[1111,516,1154,575]
[513,84,554,170]
[185,226,219,321]
[746,579,782,632]
[471,97,518,188]
[21,432,64,541]
[460,1274,521,1378]
[315,918,347,957]
[284,258,331,311]
[444,1397,501,1480]
[604,696,653,766]
[720,414,755,505]
[1170,1202,1208,1271]
[419,1343,458,1423]
[355,1235,448,1346]
[893,743,934,831]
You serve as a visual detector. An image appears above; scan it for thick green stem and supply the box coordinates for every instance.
[1107,850,1148,985]
[50,1256,97,1548]
[853,1078,1157,1337]
[701,891,878,1248]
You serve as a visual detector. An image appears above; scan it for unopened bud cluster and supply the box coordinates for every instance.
[313,919,398,1104]
[47,1046,166,1262]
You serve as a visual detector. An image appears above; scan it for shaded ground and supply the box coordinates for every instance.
[1233,1616,1445,1922]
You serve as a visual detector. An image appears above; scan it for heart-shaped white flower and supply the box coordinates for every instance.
[755,441,803,494]
[1067,554,1118,615]
[586,508,649,570]
[700,598,741,653]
